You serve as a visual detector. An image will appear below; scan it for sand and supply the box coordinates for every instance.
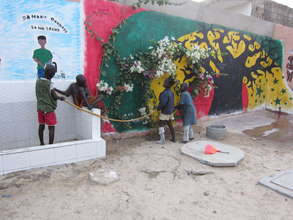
[1,114,293,220]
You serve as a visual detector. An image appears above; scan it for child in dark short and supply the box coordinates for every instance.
[157,77,176,144]
[35,62,64,145]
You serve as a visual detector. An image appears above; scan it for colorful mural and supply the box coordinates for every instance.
[1,0,291,134]
[97,10,293,132]
[83,0,144,95]
[175,28,292,114]
[0,0,81,80]
[83,0,144,133]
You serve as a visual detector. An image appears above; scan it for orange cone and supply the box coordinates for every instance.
[204,144,220,154]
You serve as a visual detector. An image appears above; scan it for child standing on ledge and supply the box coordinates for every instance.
[36,62,64,145]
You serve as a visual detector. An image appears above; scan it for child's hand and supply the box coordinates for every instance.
[87,104,93,110]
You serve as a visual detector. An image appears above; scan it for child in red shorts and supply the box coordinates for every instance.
[36,62,64,145]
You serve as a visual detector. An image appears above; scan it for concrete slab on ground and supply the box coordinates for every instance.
[259,170,293,199]
[202,111,276,134]
[200,110,293,143]
[180,140,245,167]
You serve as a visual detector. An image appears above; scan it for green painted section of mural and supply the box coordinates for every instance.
[101,11,203,132]
[101,11,288,132]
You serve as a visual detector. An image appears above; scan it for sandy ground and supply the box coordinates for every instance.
[1,111,293,220]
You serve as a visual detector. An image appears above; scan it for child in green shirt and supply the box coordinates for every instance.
[36,62,64,145]
[33,35,53,78]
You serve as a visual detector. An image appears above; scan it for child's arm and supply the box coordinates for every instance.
[51,89,65,101]
[79,87,92,110]
[54,84,74,97]
[54,88,67,96]
[176,93,186,110]
[33,58,44,68]
[157,93,168,111]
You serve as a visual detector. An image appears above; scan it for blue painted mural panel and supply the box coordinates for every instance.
[0,0,81,80]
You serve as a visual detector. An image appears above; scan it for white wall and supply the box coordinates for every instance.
[0,108,106,175]
[122,0,275,37]
[0,80,84,151]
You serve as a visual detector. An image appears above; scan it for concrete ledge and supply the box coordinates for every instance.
[0,108,106,176]
[0,138,106,176]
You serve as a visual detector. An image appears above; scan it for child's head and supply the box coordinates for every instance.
[181,82,188,92]
[76,74,87,87]
[44,62,57,80]
[37,35,47,48]
[288,55,293,64]
[163,77,175,89]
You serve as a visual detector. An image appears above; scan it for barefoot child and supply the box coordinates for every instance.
[54,74,102,111]
[36,62,64,145]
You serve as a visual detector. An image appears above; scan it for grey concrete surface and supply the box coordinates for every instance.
[259,170,293,199]
[201,110,276,134]
[180,140,245,167]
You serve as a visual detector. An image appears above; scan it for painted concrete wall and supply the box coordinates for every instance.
[80,0,293,133]
[99,10,292,132]
[1,0,292,138]
[0,108,106,175]
[83,0,144,95]
[0,80,79,150]
[0,0,85,150]
[0,0,82,80]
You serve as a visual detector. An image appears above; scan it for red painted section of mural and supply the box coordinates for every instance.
[242,83,248,112]
[83,0,145,133]
[194,89,215,118]
[83,0,145,96]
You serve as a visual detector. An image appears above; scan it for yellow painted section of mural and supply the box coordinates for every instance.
[266,67,293,109]
[148,29,293,116]
[148,59,188,121]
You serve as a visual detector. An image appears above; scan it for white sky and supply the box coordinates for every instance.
[273,0,293,8]
[191,0,293,9]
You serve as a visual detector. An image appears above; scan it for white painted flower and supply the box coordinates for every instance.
[130,60,145,73]
[96,80,114,95]
[138,107,146,115]
[124,83,134,92]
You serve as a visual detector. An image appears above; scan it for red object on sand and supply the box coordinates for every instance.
[204,144,220,154]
